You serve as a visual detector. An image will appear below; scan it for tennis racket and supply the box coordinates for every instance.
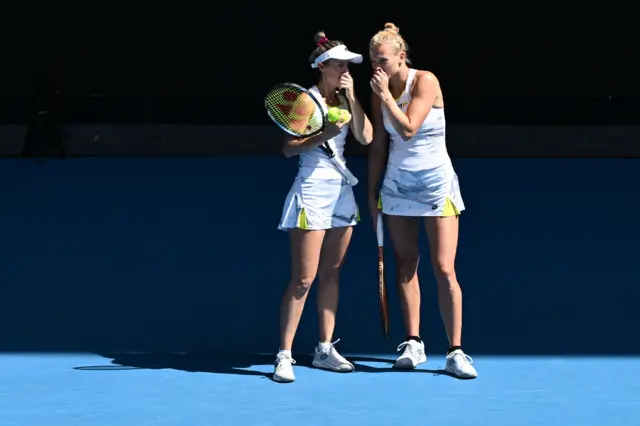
[377,211,390,339]
[264,82,358,186]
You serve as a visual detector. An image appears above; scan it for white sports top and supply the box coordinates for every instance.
[382,68,451,171]
[297,86,349,180]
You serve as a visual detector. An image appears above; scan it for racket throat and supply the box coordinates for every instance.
[320,144,336,158]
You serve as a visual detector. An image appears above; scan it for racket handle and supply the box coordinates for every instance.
[330,156,359,186]
[376,211,384,246]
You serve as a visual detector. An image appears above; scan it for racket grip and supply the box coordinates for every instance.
[376,211,384,246]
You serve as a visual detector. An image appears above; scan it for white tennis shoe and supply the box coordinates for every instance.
[311,339,355,372]
[445,349,478,379]
[395,339,427,369]
[273,352,296,383]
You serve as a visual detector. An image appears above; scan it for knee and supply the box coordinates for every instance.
[432,260,458,287]
[318,267,340,286]
[289,275,315,297]
[395,251,420,284]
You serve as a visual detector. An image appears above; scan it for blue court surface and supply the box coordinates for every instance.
[2,158,640,424]
[1,352,638,425]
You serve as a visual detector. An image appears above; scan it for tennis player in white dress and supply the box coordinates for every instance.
[368,23,477,379]
[274,31,373,383]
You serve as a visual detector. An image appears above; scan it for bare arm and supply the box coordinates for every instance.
[281,92,341,158]
[379,71,439,141]
[282,131,336,158]
[367,91,389,199]
[344,93,373,145]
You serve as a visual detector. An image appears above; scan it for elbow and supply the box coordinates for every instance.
[282,138,298,158]
[363,129,374,145]
[282,144,295,158]
[357,131,374,145]
[357,123,374,145]
[282,147,295,158]
[400,128,417,141]
[399,121,419,140]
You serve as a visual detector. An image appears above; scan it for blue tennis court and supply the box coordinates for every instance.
[2,352,638,425]
[2,157,639,424]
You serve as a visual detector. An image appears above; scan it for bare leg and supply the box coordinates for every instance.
[316,226,353,343]
[425,215,477,378]
[279,228,325,351]
[386,216,421,337]
[424,216,462,347]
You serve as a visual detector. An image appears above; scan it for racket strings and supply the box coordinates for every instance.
[265,86,323,136]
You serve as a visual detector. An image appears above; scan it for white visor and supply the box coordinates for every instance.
[311,45,363,69]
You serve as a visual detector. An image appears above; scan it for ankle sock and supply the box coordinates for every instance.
[447,346,462,355]
[407,335,422,344]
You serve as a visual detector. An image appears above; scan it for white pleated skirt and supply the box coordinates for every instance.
[379,162,465,217]
[278,176,360,231]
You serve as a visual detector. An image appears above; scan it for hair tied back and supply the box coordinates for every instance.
[383,22,400,34]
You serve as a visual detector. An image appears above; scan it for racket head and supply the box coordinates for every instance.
[264,83,325,137]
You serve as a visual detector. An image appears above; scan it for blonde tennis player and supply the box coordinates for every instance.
[274,31,373,383]
[367,23,477,379]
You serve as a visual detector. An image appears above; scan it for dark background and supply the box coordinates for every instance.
[2,9,639,356]
[5,9,639,127]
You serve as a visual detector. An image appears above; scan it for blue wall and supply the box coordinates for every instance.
[1,157,638,355]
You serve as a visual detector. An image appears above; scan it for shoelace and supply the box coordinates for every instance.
[396,341,420,359]
[446,351,473,364]
[321,338,350,364]
[276,353,296,366]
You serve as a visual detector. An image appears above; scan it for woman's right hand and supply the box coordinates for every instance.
[322,114,350,140]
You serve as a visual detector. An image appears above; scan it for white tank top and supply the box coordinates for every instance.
[297,85,350,179]
[382,68,450,171]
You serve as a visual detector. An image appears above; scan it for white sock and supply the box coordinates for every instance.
[318,341,332,352]
[278,349,291,357]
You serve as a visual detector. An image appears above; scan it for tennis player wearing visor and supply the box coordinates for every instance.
[274,32,372,383]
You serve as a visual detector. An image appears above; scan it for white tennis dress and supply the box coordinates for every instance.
[278,86,359,231]
[379,68,465,217]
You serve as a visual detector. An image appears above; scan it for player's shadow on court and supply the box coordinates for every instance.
[82,352,286,378]
[349,356,459,378]
[78,352,458,380]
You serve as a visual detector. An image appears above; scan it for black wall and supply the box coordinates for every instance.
[4,8,638,132]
